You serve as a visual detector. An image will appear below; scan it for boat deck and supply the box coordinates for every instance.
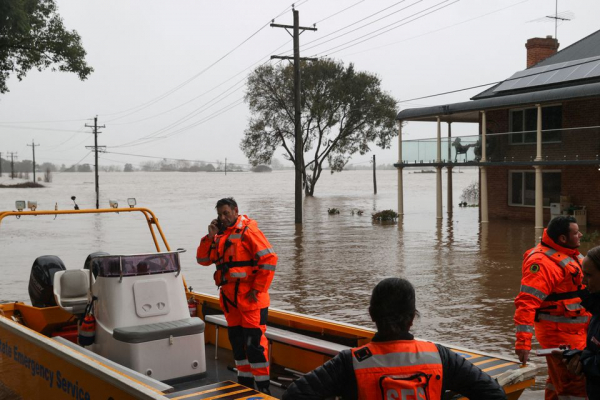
[166,344,285,399]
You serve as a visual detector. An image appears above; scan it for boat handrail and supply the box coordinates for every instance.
[0,207,171,252]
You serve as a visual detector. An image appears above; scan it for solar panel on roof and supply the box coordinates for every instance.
[494,56,600,93]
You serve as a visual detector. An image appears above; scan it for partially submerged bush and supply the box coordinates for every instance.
[328,208,340,215]
[372,209,398,222]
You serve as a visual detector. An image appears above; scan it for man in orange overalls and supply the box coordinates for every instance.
[514,215,590,400]
[197,197,277,394]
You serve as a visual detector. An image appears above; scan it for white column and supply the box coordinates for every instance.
[447,122,453,215]
[535,104,544,229]
[397,121,404,215]
[436,117,442,219]
[480,111,489,223]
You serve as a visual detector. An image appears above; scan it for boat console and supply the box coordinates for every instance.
[51,251,207,381]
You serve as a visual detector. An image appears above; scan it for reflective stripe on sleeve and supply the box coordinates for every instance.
[250,361,269,369]
[537,314,588,324]
[559,257,574,268]
[230,272,247,278]
[229,234,242,239]
[258,264,276,271]
[520,285,548,301]
[256,248,275,258]
[516,325,534,333]
[197,257,210,263]
[352,351,441,370]
[565,303,582,311]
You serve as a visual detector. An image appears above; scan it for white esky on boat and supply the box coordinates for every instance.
[0,0,598,169]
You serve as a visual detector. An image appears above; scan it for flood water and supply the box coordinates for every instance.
[1,169,597,398]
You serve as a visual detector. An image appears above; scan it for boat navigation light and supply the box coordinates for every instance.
[127,198,136,208]
[15,200,25,212]
[27,201,37,211]
[109,200,119,209]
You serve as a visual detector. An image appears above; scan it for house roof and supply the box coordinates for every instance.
[397,29,600,122]
[396,81,600,123]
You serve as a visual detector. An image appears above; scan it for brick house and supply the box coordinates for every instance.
[395,30,600,227]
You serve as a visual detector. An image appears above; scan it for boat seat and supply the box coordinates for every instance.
[113,317,205,344]
[204,314,350,358]
[52,336,174,393]
[53,269,91,315]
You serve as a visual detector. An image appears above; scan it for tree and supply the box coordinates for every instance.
[124,163,134,172]
[242,59,397,196]
[0,0,93,93]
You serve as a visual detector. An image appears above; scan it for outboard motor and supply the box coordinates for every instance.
[84,251,110,279]
[28,256,66,307]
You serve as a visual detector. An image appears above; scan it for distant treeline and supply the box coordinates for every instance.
[0,157,395,175]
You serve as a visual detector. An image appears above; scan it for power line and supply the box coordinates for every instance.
[339,0,531,58]
[398,56,600,103]
[312,0,365,25]
[0,124,85,133]
[102,2,300,122]
[313,0,460,58]
[303,0,423,54]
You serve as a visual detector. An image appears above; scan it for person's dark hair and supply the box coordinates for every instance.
[369,278,418,334]
[215,197,237,209]
[587,246,600,271]
[547,215,577,243]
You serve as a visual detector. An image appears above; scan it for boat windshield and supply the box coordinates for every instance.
[91,252,180,278]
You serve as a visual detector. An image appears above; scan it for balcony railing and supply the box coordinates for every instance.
[399,126,600,165]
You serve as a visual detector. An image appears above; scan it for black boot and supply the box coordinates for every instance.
[257,385,271,395]
[238,376,255,389]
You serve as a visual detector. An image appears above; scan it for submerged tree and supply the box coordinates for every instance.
[242,59,397,196]
[0,0,93,93]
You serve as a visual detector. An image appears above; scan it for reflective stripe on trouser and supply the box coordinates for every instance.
[544,351,586,400]
[224,305,270,390]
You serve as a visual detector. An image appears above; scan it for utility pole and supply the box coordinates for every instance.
[225,157,227,175]
[372,155,377,195]
[9,152,17,179]
[27,140,40,182]
[271,9,317,224]
[0,152,2,177]
[85,116,106,209]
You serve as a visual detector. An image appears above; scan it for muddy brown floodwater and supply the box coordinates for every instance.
[2,169,597,398]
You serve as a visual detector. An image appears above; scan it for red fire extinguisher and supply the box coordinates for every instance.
[188,297,198,317]
[78,314,96,346]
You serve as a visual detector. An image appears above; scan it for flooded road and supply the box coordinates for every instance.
[1,169,597,398]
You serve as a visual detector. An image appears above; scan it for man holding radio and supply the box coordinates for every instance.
[197,197,277,394]
[514,216,590,400]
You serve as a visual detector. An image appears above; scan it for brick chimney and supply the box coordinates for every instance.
[526,35,559,68]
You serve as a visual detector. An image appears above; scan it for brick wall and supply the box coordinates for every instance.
[485,99,600,162]
[486,165,600,226]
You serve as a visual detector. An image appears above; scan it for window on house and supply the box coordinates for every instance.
[509,105,562,144]
[509,171,561,207]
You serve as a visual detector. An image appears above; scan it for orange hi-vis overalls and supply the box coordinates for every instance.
[197,215,277,390]
[352,340,443,400]
[514,229,590,400]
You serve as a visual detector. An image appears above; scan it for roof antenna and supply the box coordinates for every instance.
[527,0,573,41]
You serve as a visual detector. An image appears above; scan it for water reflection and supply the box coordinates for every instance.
[2,170,598,398]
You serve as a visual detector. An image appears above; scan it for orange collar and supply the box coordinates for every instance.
[542,229,581,258]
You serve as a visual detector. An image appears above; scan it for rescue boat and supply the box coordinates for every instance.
[0,204,539,399]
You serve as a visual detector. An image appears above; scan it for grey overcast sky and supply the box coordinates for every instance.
[1,0,598,169]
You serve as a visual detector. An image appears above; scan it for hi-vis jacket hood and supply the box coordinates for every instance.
[514,229,590,351]
[197,215,277,311]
